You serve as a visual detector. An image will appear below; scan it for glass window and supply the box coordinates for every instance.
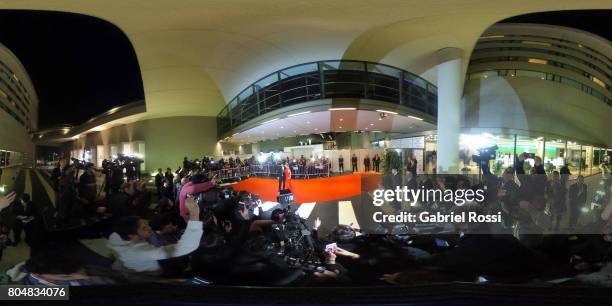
[458,133,515,175]
[544,138,566,173]
[566,141,584,176]
[279,63,317,79]
[367,63,401,78]
[516,70,546,79]
[254,73,279,89]
[237,86,254,101]
[321,61,365,71]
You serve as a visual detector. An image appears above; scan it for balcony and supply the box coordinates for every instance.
[217,60,437,138]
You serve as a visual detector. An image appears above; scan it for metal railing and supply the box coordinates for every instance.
[249,163,331,179]
[202,163,332,180]
[217,60,438,137]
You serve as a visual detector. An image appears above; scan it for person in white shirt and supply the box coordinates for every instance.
[107,195,203,273]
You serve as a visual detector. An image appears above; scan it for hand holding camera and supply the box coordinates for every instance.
[185,194,200,221]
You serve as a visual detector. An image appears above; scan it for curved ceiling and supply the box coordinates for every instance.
[1,1,610,120]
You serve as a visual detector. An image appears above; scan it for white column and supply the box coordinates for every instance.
[436,48,463,174]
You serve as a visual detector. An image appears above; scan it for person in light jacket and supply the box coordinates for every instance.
[107,195,203,273]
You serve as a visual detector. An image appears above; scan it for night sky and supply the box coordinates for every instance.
[0,10,143,128]
[501,10,612,41]
[0,10,609,130]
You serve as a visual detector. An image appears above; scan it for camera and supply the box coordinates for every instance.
[71,158,94,170]
[271,207,319,264]
[471,145,498,163]
[524,153,536,159]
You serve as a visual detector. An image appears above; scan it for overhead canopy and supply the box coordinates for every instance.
[2,1,610,120]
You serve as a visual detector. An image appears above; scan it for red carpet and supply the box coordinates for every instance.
[232,173,382,203]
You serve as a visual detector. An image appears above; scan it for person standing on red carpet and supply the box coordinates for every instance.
[284,164,293,191]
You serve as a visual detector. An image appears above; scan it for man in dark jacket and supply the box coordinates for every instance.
[363,155,371,172]
[568,175,587,230]
[154,168,164,196]
[164,168,174,186]
[373,154,381,172]
[51,164,61,191]
[10,193,35,246]
[560,162,571,188]
[548,171,566,231]
[108,182,137,219]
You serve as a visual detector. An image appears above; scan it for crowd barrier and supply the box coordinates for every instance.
[247,163,331,179]
[206,166,251,180]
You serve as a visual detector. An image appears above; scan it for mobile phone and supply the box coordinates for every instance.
[435,238,450,247]
[325,243,338,253]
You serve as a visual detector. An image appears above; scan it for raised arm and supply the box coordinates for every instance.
[0,192,16,211]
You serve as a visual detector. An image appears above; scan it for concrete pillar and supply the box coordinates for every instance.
[436,47,464,173]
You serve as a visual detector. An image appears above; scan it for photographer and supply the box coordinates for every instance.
[109,161,125,194]
[497,167,520,227]
[9,193,35,246]
[178,174,217,220]
[547,171,567,231]
[108,182,137,219]
[51,163,61,191]
[132,181,152,217]
[155,168,164,196]
[0,192,16,260]
[164,167,174,187]
[79,165,97,209]
[107,195,203,274]
[56,167,90,225]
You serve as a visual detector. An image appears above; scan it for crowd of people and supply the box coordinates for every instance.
[0,152,608,288]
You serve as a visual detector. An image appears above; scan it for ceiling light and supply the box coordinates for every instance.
[261,118,279,124]
[280,126,284,129]
[365,127,369,130]
[528,58,547,65]
[378,118,382,121]
[329,107,356,111]
[314,128,318,131]
[376,109,398,115]
[339,126,343,129]
[306,121,310,124]
[287,111,311,117]
[370,123,374,126]
[339,118,343,121]
[408,115,423,121]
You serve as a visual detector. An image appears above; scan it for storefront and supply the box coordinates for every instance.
[380,132,610,177]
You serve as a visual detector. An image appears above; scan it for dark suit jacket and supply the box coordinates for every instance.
[569,183,587,206]
[11,201,35,218]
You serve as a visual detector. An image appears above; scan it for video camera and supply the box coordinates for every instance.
[471,145,498,163]
[71,158,94,170]
[271,206,319,265]
[116,153,143,166]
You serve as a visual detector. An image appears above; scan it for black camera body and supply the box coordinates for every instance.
[272,207,319,265]
[471,145,498,163]
[71,158,94,170]
[524,153,536,159]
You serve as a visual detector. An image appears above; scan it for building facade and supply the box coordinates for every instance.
[0,42,38,167]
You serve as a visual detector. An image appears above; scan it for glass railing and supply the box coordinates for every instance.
[467,68,612,106]
[217,60,437,137]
